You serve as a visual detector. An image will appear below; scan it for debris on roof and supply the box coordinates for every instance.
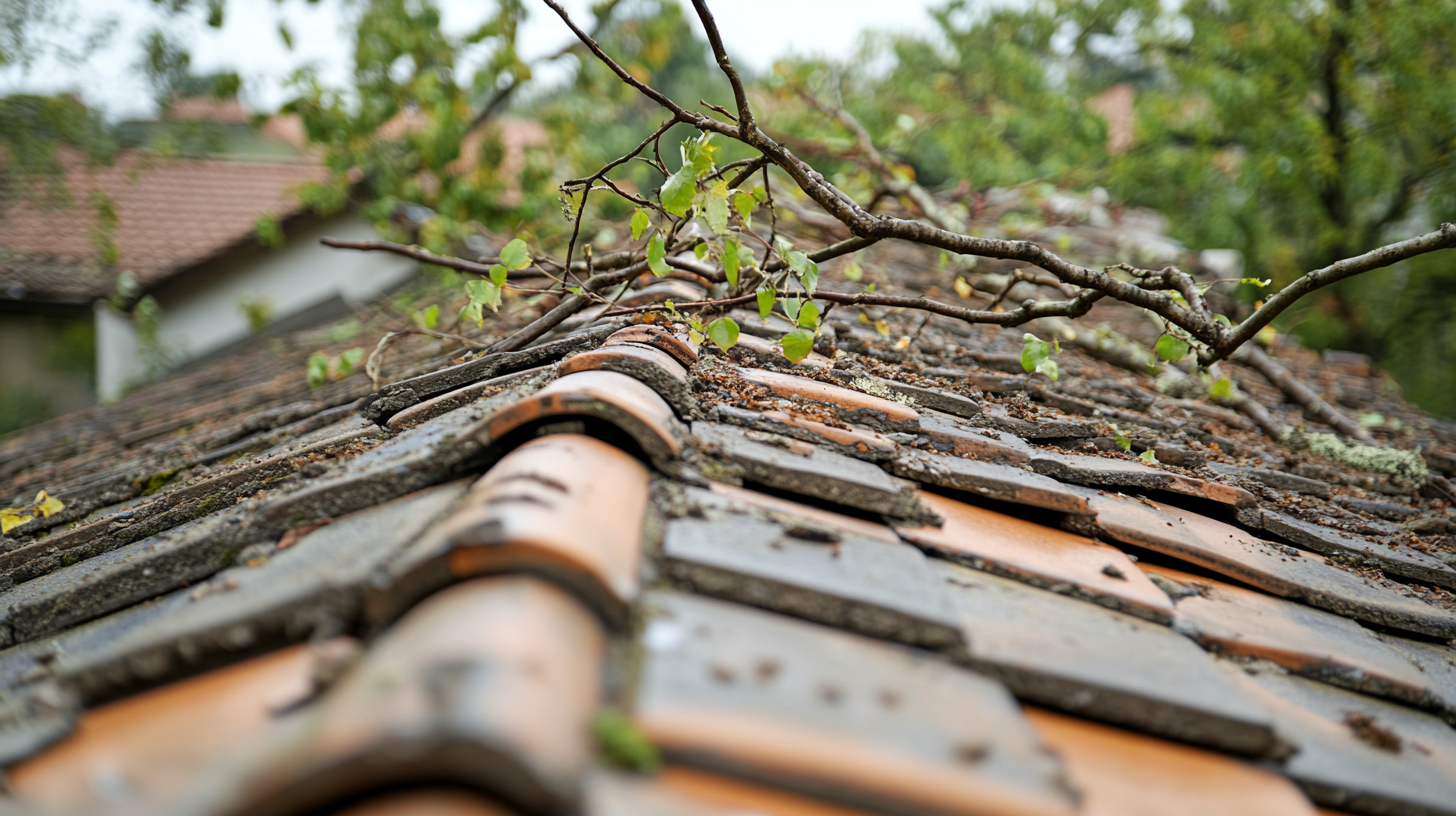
[3,214,1456,816]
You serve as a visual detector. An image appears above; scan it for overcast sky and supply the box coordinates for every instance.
[0,0,951,121]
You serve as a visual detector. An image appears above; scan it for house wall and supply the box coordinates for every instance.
[97,214,417,400]
[0,307,96,435]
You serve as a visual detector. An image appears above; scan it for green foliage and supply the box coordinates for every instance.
[630,208,650,240]
[239,294,273,336]
[307,348,365,389]
[707,316,739,352]
[255,214,284,250]
[1155,334,1190,364]
[1209,377,1233,400]
[1020,333,1060,381]
[0,93,115,211]
[591,708,660,773]
[647,232,671,276]
[757,288,775,321]
[781,329,815,363]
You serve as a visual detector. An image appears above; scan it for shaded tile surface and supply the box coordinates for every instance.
[636,591,1076,816]
[898,492,1173,623]
[663,491,962,649]
[1228,664,1456,816]
[936,562,1280,756]
[891,452,1093,516]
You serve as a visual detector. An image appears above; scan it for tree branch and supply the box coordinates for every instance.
[1234,344,1374,443]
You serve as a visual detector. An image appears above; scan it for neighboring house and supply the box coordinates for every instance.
[0,113,417,417]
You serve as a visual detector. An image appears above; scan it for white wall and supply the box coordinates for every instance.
[96,214,417,400]
[95,302,141,402]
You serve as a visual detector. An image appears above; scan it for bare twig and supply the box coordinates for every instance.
[1235,344,1374,443]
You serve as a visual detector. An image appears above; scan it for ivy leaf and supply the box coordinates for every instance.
[1240,277,1273,287]
[1214,314,1232,328]
[707,316,739,352]
[1036,358,1060,381]
[757,288,775,320]
[843,259,863,282]
[724,238,741,287]
[786,250,809,275]
[0,490,66,534]
[567,285,583,296]
[499,238,531,270]
[307,351,330,389]
[702,179,730,234]
[489,264,508,286]
[798,300,819,330]
[460,301,483,328]
[1209,377,1233,399]
[631,209,650,241]
[733,190,756,228]
[781,297,802,324]
[1139,449,1159,464]
[0,509,30,535]
[659,164,696,217]
[32,490,64,519]
[1155,333,1190,363]
[1021,333,1052,374]
[874,318,890,336]
[693,243,708,260]
[781,329,814,363]
[954,276,972,298]
[417,304,439,330]
[801,259,819,293]
[337,348,364,378]
[751,185,767,203]
[647,232,671,276]
[1111,424,1132,451]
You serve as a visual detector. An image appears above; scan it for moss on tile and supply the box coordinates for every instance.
[851,377,919,408]
[591,707,660,773]
[133,465,187,497]
[1284,429,1427,488]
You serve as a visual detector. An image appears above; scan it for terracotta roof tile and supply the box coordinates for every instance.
[899,492,1174,623]
[10,217,1456,816]
[0,150,327,298]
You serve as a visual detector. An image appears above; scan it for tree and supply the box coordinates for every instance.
[331,0,1454,448]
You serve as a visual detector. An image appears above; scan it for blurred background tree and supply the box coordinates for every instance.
[3,0,1456,414]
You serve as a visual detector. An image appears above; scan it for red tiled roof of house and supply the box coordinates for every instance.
[0,149,327,301]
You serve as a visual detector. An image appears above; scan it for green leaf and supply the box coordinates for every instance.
[647,232,671,276]
[489,264,508,286]
[465,278,492,304]
[1035,358,1060,381]
[1155,334,1190,363]
[724,238,741,287]
[702,180,730,235]
[693,242,708,260]
[707,316,739,352]
[757,288,775,321]
[774,236,794,259]
[460,301,483,328]
[1214,314,1232,328]
[843,259,863,282]
[306,352,329,389]
[499,238,531,270]
[1210,377,1233,399]
[733,190,756,228]
[1139,449,1159,464]
[592,708,660,773]
[1239,277,1272,288]
[566,285,583,296]
[337,347,364,378]
[800,259,819,294]
[751,185,767,203]
[1021,333,1052,374]
[660,164,696,217]
[798,300,819,330]
[781,297,802,324]
[1111,425,1131,451]
[684,134,718,177]
[630,209,650,241]
[417,304,439,330]
[781,330,814,363]
[786,250,809,275]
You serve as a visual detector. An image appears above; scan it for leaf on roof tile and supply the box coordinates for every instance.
[1,491,65,535]
[592,708,661,773]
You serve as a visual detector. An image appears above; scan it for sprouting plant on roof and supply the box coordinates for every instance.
[307,348,364,389]
[1,491,65,535]
[591,707,660,773]
[239,293,273,337]
[1021,333,1059,381]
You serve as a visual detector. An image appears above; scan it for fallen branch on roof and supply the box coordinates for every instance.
[1235,345,1374,444]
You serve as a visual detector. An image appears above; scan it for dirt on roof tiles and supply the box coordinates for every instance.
[8,222,1456,816]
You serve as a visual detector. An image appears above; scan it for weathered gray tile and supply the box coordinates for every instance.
[0,483,466,704]
[1227,663,1456,816]
[692,422,925,519]
[917,412,1036,464]
[636,591,1076,816]
[1091,493,1456,638]
[1262,510,1456,590]
[935,562,1281,756]
[1207,463,1331,498]
[358,321,622,424]
[707,404,898,462]
[1149,566,1450,718]
[891,451,1094,515]
[973,404,1098,439]
[662,495,962,650]
[1376,635,1456,726]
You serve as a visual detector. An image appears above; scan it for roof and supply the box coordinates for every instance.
[2,198,1456,816]
[0,149,327,302]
